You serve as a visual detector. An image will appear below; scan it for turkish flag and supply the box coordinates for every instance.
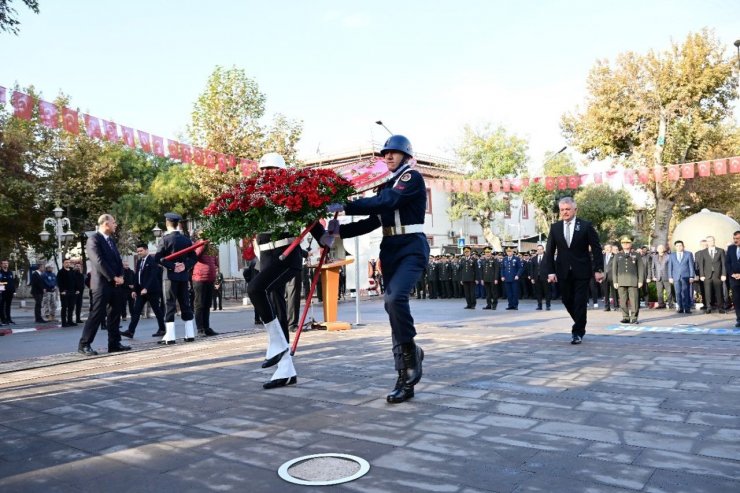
[461,180,470,192]
[624,169,635,185]
[729,157,740,174]
[653,165,664,182]
[217,153,227,172]
[102,120,119,142]
[121,126,136,148]
[490,179,501,192]
[545,177,555,191]
[501,179,511,192]
[697,161,710,177]
[152,136,165,157]
[179,144,192,164]
[637,167,650,184]
[443,180,452,192]
[593,172,602,184]
[0,86,6,105]
[557,176,567,190]
[239,158,257,175]
[205,150,217,168]
[511,178,522,192]
[227,155,236,168]
[521,177,530,189]
[681,163,694,179]
[138,131,151,153]
[713,159,727,175]
[193,147,205,166]
[83,114,102,139]
[62,107,79,134]
[167,139,180,160]
[38,100,59,128]
[667,165,680,181]
[568,175,580,189]
[11,91,33,120]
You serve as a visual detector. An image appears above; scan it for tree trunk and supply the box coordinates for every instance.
[652,195,674,247]
[482,226,502,251]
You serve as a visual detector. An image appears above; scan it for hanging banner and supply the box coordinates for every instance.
[637,167,650,184]
[713,159,727,175]
[121,126,136,148]
[697,161,710,177]
[193,147,205,166]
[102,120,119,142]
[179,144,192,164]
[138,131,152,153]
[11,91,33,120]
[152,136,165,157]
[62,107,79,134]
[83,114,102,139]
[730,157,740,174]
[568,175,580,189]
[38,100,58,128]
[167,139,180,160]
[681,163,694,179]
[667,165,680,181]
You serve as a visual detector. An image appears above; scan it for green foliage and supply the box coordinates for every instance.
[0,0,39,35]
[574,185,634,243]
[523,150,580,232]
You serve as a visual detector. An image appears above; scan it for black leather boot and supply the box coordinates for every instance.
[401,342,424,386]
[386,370,414,403]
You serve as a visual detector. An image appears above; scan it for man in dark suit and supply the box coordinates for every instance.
[543,197,604,344]
[57,258,77,327]
[121,243,166,338]
[668,240,695,314]
[530,244,551,310]
[73,261,85,323]
[602,244,618,310]
[77,214,130,355]
[725,231,740,328]
[155,212,197,344]
[30,264,46,323]
[697,235,727,313]
[0,259,17,325]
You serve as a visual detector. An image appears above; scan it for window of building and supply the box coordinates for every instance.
[426,188,432,214]
[504,196,511,218]
[470,235,478,244]
[426,235,434,246]
[521,203,529,219]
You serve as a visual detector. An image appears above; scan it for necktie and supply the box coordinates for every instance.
[538,255,542,263]
[678,252,683,262]
[710,249,714,258]
[565,221,572,247]
[737,247,739,260]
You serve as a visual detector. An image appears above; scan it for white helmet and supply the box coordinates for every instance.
[258,152,286,170]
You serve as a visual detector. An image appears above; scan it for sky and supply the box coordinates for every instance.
[2,0,738,170]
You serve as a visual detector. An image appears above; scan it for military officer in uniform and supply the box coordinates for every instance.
[155,212,198,344]
[612,236,645,324]
[501,246,524,309]
[460,246,480,308]
[480,247,500,310]
[439,255,452,299]
[320,134,428,404]
[427,256,439,299]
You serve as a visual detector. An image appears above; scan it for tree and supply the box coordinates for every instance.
[450,125,529,249]
[562,29,738,246]
[523,150,580,235]
[0,0,39,35]
[574,185,634,244]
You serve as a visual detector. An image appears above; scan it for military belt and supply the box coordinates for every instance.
[382,224,424,236]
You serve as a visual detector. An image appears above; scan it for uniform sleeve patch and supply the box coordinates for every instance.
[400,172,412,182]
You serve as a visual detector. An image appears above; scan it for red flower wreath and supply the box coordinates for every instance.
[202,167,355,242]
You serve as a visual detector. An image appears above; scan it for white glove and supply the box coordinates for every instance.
[319,233,335,249]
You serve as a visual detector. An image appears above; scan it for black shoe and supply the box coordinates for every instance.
[706,309,712,314]
[506,307,515,310]
[604,306,611,312]
[685,310,692,314]
[8,320,16,325]
[69,322,78,326]
[386,370,415,404]
[120,330,135,339]
[536,306,542,310]
[571,335,582,345]
[152,331,165,337]
[61,323,70,327]
[75,319,83,323]
[35,319,47,323]
[492,306,498,310]
[254,320,263,325]
[121,317,127,321]
[157,340,176,345]
[401,342,423,386]
[78,345,98,356]
[620,318,630,324]
[204,328,219,336]
[263,375,297,389]
[184,337,195,342]
[482,306,491,310]
[108,344,131,353]
[735,322,740,328]
[546,306,551,310]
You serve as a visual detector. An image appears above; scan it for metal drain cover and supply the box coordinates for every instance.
[278,453,370,486]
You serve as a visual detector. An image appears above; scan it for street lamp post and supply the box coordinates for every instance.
[39,206,75,270]
[734,40,740,88]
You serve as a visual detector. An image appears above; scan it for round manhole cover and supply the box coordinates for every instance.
[278,453,370,486]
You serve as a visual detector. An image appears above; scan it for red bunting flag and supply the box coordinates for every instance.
[217,153,227,172]
[193,147,205,166]
[730,157,740,174]
[637,167,650,183]
[0,86,6,105]
[11,91,33,120]
[511,178,522,192]
[697,161,710,177]
[490,179,501,192]
[557,176,567,190]
[102,120,119,142]
[83,114,102,139]
[121,126,135,148]
[179,144,192,164]
[593,172,602,184]
[713,159,727,175]
[227,155,236,168]
[62,107,79,134]
[167,139,180,160]
[568,175,580,189]
[501,179,511,192]
[443,180,452,192]
[624,169,635,185]
[545,177,555,191]
[240,158,258,176]
[38,100,59,128]
[138,131,151,153]
[681,163,694,179]
[667,165,680,181]
[152,135,165,157]
[653,165,664,182]
[205,150,216,168]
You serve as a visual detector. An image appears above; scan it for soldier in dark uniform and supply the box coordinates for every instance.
[501,246,524,309]
[155,212,198,344]
[530,244,551,310]
[0,259,17,325]
[612,236,645,324]
[427,256,439,299]
[460,246,480,309]
[480,247,500,310]
[320,134,428,404]
[437,255,449,298]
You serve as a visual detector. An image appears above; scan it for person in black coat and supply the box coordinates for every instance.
[30,264,46,323]
[530,244,552,310]
[121,242,166,338]
[120,260,136,320]
[73,261,85,323]
[57,258,77,327]
[77,214,130,355]
[0,259,17,324]
[543,197,604,344]
[725,231,740,327]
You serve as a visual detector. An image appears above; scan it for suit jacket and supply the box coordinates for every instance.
[135,254,161,294]
[667,251,694,279]
[697,247,726,280]
[726,244,740,286]
[603,252,615,280]
[155,230,196,282]
[86,232,124,291]
[650,254,670,281]
[543,217,603,280]
[57,268,75,294]
[530,254,549,281]
[30,270,45,296]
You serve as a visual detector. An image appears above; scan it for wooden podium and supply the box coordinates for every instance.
[319,258,354,331]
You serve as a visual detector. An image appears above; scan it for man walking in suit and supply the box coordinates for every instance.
[543,197,604,344]
[121,242,166,338]
[725,231,740,328]
[668,240,695,314]
[77,214,130,355]
[697,235,727,313]
[530,244,551,310]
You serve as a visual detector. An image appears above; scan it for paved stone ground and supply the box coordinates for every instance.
[1,300,739,492]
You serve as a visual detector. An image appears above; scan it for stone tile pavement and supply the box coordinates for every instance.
[0,303,739,492]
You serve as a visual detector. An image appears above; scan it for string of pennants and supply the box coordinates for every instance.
[0,86,259,175]
[3,85,739,189]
